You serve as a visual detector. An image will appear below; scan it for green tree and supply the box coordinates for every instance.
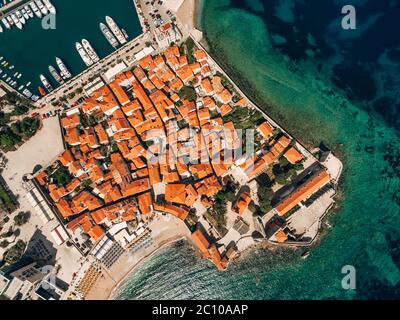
[257,173,275,212]
[51,166,72,187]
[0,127,21,150]
[4,240,26,265]
[13,211,31,226]
[178,86,197,102]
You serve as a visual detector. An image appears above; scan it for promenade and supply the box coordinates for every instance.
[0,0,27,15]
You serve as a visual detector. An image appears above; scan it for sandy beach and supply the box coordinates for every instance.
[81,215,192,300]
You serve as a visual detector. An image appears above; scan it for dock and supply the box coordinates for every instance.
[0,0,29,15]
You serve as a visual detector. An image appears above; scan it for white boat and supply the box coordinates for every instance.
[49,65,63,84]
[21,8,30,20]
[105,16,127,45]
[35,0,48,15]
[6,16,14,26]
[76,42,93,67]
[0,24,3,33]
[11,14,23,29]
[42,0,56,15]
[82,39,99,63]
[40,74,53,92]
[18,85,24,90]
[26,81,32,86]
[25,5,34,18]
[56,57,72,79]
[15,10,26,24]
[1,18,10,29]
[100,22,119,48]
[23,89,33,98]
[30,1,42,18]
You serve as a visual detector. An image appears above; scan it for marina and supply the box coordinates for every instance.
[0,0,141,99]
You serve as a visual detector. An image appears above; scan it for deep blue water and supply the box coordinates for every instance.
[227,0,400,132]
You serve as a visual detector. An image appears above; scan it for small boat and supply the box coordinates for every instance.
[301,251,310,259]
[38,86,46,96]
[23,89,33,98]
[13,72,18,77]
[76,42,93,67]
[56,57,71,79]
[15,10,26,24]
[18,85,24,90]
[49,65,63,84]
[9,65,14,69]
[26,81,32,86]
[82,39,99,63]
[30,1,42,18]
[106,16,127,45]
[21,8,30,20]
[35,0,48,16]
[25,5,34,18]
[0,24,3,33]
[32,95,39,101]
[1,18,10,29]
[17,73,22,79]
[11,14,23,29]
[39,74,53,92]
[6,16,14,26]
[42,0,56,15]
[100,22,119,48]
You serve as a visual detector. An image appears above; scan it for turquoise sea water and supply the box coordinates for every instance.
[116,0,400,299]
[0,0,141,95]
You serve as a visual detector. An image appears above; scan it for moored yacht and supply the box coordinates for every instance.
[15,10,26,24]
[25,5,34,18]
[56,57,72,79]
[82,39,100,63]
[1,18,10,29]
[100,22,119,48]
[49,65,64,84]
[6,16,14,26]
[35,0,49,16]
[76,42,93,67]
[21,8,30,20]
[105,16,127,45]
[42,0,56,15]
[11,14,23,29]
[40,74,53,92]
[30,1,42,18]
